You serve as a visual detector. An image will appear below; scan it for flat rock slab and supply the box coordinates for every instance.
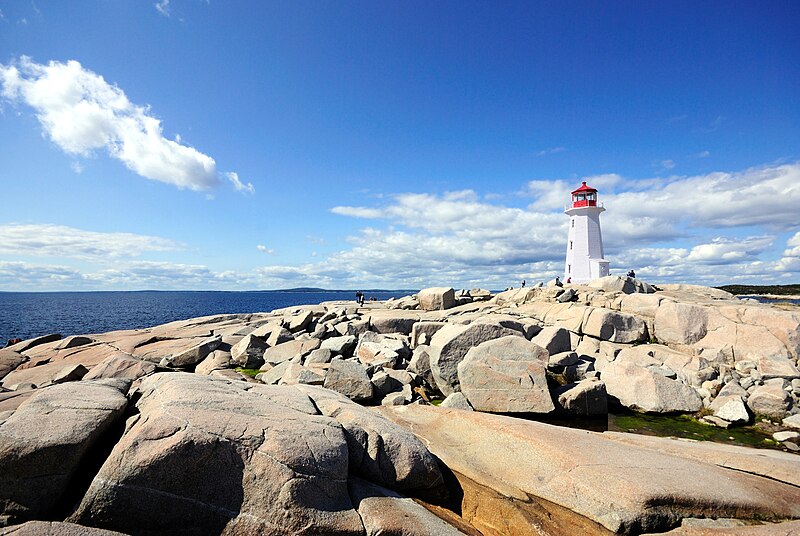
[3,521,127,535]
[601,432,800,488]
[648,519,800,535]
[0,380,129,523]
[379,405,800,535]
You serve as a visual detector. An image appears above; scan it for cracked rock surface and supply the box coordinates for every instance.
[69,373,442,535]
[0,379,129,524]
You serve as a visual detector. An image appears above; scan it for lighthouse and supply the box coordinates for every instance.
[564,181,609,283]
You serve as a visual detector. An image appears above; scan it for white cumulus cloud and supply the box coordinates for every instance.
[0,57,245,193]
[155,0,170,17]
[686,236,773,263]
[225,172,255,194]
[0,223,180,260]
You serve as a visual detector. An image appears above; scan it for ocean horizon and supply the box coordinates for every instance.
[0,289,416,343]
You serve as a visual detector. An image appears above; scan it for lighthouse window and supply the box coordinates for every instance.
[570,241,573,250]
[571,219,574,228]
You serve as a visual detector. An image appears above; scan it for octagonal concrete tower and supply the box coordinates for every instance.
[564,181,610,283]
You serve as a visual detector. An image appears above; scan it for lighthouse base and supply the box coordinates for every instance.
[568,258,610,284]
[590,259,610,280]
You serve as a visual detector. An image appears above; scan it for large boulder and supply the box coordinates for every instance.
[530,326,572,355]
[69,373,365,535]
[157,336,222,368]
[654,301,709,345]
[553,379,608,416]
[614,345,712,388]
[439,392,473,410]
[285,310,313,333]
[0,380,128,523]
[230,333,268,369]
[747,379,792,420]
[369,311,420,335]
[83,353,156,381]
[278,364,324,386]
[320,335,358,357]
[195,349,233,375]
[348,478,466,536]
[602,358,703,413]
[0,350,25,381]
[261,338,321,366]
[323,359,374,402]
[583,308,648,343]
[410,321,447,347]
[407,345,435,387]
[715,397,750,424]
[457,336,553,413]
[379,405,800,535]
[756,356,800,380]
[428,322,522,396]
[417,287,456,311]
[295,384,444,495]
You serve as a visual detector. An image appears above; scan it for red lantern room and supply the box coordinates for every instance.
[571,181,598,208]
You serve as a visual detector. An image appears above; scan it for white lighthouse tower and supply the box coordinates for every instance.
[564,181,609,283]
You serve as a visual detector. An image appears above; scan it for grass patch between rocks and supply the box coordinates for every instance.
[609,412,780,450]
[235,367,261,378]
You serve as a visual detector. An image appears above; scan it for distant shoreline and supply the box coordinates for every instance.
[739,294,800,300]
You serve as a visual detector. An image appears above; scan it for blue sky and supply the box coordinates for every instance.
[1,1,799,290]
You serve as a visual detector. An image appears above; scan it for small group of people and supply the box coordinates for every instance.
[5,338,22,348]
[627,270,636,279]
[355,291,378,305]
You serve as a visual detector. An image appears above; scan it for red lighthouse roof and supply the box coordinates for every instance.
[570,181,599,208]
[571,181,597,195]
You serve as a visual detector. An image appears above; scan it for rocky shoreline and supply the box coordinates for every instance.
[1,276,800,535]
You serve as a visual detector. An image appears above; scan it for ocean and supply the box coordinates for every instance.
[0,290,414,343]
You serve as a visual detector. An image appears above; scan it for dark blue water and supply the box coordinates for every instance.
[0,290,413,343]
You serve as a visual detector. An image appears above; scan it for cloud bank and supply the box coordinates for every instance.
[0,163,798,290]
[0,57,253,193]
[0,224,181,260]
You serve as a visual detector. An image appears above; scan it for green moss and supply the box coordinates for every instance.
[609,412,778,450]
[430,399,443,406]
[235,367,261,378]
